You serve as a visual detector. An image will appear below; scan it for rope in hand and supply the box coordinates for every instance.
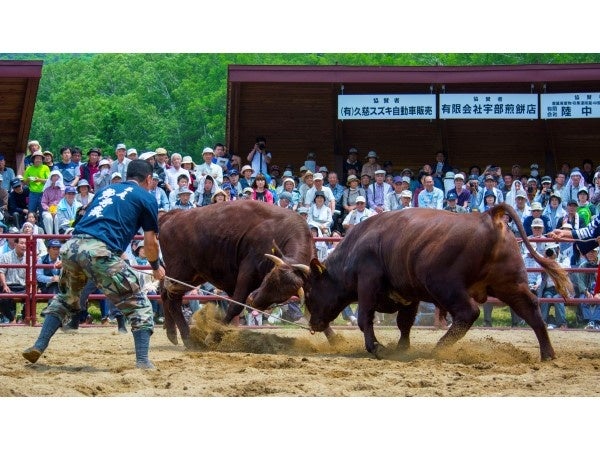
[131,267,311,331]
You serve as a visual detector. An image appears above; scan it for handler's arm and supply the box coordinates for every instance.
[143,230,165,280]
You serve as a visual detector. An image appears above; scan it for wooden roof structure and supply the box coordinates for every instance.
[226,64,600,178]
[0,60,43,174]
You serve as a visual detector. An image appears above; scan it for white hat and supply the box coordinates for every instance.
[401,176,411,184]
[400,190,412,198]
[356,195,366,203]
[530,202,543,211]
[241,165,254,174]
[138,151,156,161]
[444,171,456,179]
[127,148,137,156]
[374,169,386,176]
[313,172,324,181]
[181,155,196,168]
[111,172,122,180]
[98,159,110,167]
[202,147,214,155]
[531,218,544,228]
[115,143,126,151]
[560,222,573,230]
[454,173,465,180]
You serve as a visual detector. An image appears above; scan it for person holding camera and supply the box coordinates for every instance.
[247,136,272,176]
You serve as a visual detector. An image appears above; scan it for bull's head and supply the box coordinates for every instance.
[246,254,310,310]
[303,258,344,334]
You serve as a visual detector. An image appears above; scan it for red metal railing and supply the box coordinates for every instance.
[0,233,598,327]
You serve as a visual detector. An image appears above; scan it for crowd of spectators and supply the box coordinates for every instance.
[2,137,600,329]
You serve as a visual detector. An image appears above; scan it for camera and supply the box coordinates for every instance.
[545,248,555,257]
[258,143,266,150]
[527,186,534,194]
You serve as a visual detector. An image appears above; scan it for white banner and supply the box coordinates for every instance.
[338,94,436,120]
[541,93,600,119]
[439,93,538,119]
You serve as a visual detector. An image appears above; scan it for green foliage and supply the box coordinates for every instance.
[2,53,600,156]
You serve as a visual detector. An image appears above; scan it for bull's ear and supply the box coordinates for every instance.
[309,258,327,276]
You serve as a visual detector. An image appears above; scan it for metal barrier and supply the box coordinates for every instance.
[0,233,599,327]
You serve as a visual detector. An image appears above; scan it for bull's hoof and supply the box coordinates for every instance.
[370,342,387,360]
[541,353,556,361]
[166,332,179,345]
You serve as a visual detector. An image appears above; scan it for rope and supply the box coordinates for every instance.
[131,267,311,331]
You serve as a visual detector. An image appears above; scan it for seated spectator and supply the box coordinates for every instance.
[181,155,197,191]
[220,182,236,201]
[93,158,112,191]
[172,187,195,210]
[366,169,392,213]
[250,173,274,204]
[572,247,600,330]
[149,173,170,211]
[361,150,381,180]
[0,237,27,323]
[278,177,300,210]
[444,192,468,213]
[537,243,570,329]
[36,239,62,296]
[342,195,374,232]
[576,187,596,226]
[510,192,531,237]
[534,176,554,207]
[239,165,255,190]
[446,173,471,208]
[211,189,227,203]
[276,191,294,209]
[21,221,47,257]
[523,202,551,237]
[589,171,600,206]
[168,173,191,206]
[505,179,525,208]
[480,190,497,212]
[75,179,94,207]
[417,175,444,209]
[194,175,216,207]
[384,176,408,211]
[342,174,366,217]
[542,192,566,231]
[7,178,29,229]
[56,186,82,234]
[308,191,333,236]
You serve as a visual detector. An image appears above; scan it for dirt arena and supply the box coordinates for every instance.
[1,305,599,397]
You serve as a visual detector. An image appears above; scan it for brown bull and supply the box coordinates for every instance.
[304,204,573,361]
[159,201,314,347]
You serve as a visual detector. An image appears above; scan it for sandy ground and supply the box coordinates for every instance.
[1,306,600,397]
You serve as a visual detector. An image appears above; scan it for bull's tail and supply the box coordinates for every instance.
[487,204,574,299]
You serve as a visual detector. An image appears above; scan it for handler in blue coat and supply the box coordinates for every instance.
[23,159,165,369]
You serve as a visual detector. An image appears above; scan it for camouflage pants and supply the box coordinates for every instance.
[44,235,154,331]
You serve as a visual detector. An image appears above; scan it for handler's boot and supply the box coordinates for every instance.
[116,314,128,334]
[133,328,155,370]
[22,314,62,363]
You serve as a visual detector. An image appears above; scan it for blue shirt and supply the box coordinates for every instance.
[74,181,159,253]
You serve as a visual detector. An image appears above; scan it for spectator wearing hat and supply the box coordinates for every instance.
[180,155,197,191]
[127,148,138,160]
[384,176,410,211]
[93,158,112,192]
[481,190,498,212]
[195,147,223,187]
[576,187,596,226]
[304,172,335,212]
[366,169,392,214]
[55,146,80,188]
[571,246,600,330]
[342,147,362,184]
[247,136,271,176]
[444,192,468,213]
[342,174,367,217]
[37,239,62,296]
[42,150,55,171]
[417,175,444,210]
[525,177,539,204]
[523,202,551,237]
[534,175,554,208]
[445,173,471,209]
[220,182,236,201]
[211,189,227,204]
[24,140,42,168]
[564,168,586,206]
[342,195,374,232]
[55,186,82,234]
[79,148,102,191]
[168,173,191,205]
[0,154,16,192]
[226,169,242,195]
[153,147,171,191]
[75,179,94,207]
[510,192,531,237]
[327,171,344,232]
[298,170,314,206]
[172,187,195,210]
[308,191,333,235]
[7,178,29,229]
[23,150,50,217]
[542,192,566,231]
[477,174,504,210]
[276,190,294,209]
[111,143,131,180]
[279,177,300,210]
[359,172,371,192]
[589,171,600,206]
[239,165,255,190]
[110,172,122,184]
[149,173,170,211]
[361,150,382,180]
[241,186,253,200]
[505,179,525,209]
[40,170,66,234]
[536,243,570,330]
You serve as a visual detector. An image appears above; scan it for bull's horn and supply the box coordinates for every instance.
[264,253,285,266]
[291,263,310,275]
[297,287,305,305]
